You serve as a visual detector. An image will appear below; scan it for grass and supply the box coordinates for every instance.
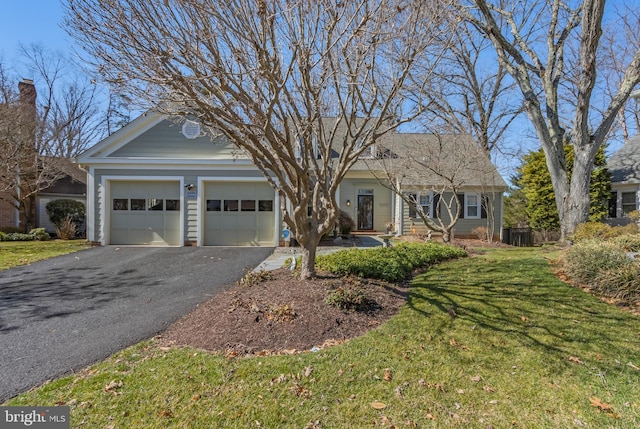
[5,247,640,428]
[0,240,90,271]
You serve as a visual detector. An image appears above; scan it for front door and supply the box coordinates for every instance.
[357,194,374,230]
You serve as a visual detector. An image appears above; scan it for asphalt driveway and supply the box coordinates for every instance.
[0,246,273,402]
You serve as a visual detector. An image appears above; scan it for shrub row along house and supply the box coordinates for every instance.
[76,112,507,247]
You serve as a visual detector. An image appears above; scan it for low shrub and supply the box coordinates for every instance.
[29,228,50,241]
[2,232,35,241]
[572,221,639,242]
[0,228,52,241]
[337,210,355,236]
[571,222,611,242]
[562,239,631,285]
[54,216,77,240]
[326,286,368,311]
[608,233,640,252]
[316,242,466,282]
[592,263,640,303]
[46,199,85,233]
[471,226,489,241]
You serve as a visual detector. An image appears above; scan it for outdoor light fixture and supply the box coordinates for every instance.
[346,199,351,207]
[185,183,195,190]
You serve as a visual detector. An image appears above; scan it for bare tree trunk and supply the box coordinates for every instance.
[300,240,319,280]
[560,146,594,239]
[442,228,452,243]
[298,228,320,280]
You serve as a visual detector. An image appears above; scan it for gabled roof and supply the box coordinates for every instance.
[356,133,507,189]
[609,135,640,184]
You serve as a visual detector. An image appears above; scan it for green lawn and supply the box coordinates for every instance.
[0,240,91,271]
[5,247,640,428]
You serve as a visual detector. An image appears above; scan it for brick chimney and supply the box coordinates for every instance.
[18,78,37,121]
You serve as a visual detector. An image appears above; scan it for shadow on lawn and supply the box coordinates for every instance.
[406,251,633,358]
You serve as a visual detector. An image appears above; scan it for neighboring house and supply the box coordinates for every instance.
[76,112,506,246]
[36,158,87,234]
[607,134,640,224]
[0,79,87,233]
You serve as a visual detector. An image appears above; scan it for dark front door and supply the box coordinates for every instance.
[357,195,374,230]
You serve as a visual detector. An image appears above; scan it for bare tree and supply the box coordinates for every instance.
[463,0,640,240]
[20,45,103,158]
[423,20,523,155]
[368,133,503,242]
[0,47,103,230]
[65,0,454,278]
[599,6,640,142]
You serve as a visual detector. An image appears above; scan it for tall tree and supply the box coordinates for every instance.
[463,0,640,240]
[422,20,523,155]
[65,0,454,278]
[0,47,103,230]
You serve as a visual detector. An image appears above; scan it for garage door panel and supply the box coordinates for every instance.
[203,181,275,246]
[109,181,181,246]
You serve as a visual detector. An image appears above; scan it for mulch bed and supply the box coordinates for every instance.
[159,268,409,356]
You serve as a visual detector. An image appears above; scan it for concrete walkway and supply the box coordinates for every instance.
[254,235,384,271]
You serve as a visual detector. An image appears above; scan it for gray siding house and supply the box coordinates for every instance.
[607,134,640,223]
[77,112,507,246]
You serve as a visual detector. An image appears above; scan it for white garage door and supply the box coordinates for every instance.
[203,181,275,246]
[110,181,181,245]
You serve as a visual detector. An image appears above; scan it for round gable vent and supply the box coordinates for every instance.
[182,120,201,139]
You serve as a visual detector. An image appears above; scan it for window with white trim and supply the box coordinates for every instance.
[465,193,481,218]
[408,192,433,218]
[622,192,637,216]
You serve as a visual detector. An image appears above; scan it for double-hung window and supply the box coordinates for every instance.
[465,193,481,219]
[408,192,432,218]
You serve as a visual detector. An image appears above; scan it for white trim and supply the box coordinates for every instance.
[100,175,185,246]
[465,192,481,219]
[78,111,164,161]
[86,166,96,242]
[197,176,278,247]
[78,159,256,167]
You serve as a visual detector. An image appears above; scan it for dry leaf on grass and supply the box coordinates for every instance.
[568,356,585,365]
[371,401,387,410]
[383,368,392,381]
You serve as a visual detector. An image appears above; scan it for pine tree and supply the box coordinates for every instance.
[516,144,610,231]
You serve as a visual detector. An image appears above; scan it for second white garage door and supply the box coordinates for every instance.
[110,181,181,245]
[203,181,275,246]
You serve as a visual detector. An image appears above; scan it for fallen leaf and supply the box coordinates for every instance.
[304,366,314,377]
[157,409,173,417]
[191,394,201,401]
[520,315,528,322]
[371,401,387,410]
[590,396,613,411]
[456,389,465,394]
[383,368,392,381]
[627,362,639,371]
[483,385,495,393]
[103,380,122,392]
[569,356,585,365]
[470,375,482,382]
[425,413,435,420]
